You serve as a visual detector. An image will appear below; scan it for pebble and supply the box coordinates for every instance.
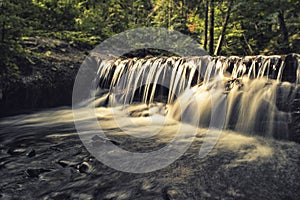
[164,187,185,200]
[165,189,179,200]
[77,162,93,173]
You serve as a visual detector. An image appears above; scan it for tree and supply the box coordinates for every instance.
[128,0,151,28]
[105,0,129,35]
[151,0,189,33]
[204,0,209,51]
[214,0,234,55]
[209,0,214,55]
[0,0,33,42]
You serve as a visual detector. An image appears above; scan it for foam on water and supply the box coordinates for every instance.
[93,54,300,141]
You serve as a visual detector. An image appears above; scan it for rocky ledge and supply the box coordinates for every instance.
[0,37,88,117]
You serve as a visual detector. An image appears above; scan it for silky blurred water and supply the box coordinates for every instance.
[0,104,299,199]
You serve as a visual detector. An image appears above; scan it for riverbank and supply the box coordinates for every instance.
[0,36,88,117]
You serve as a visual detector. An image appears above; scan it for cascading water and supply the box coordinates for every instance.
[1,53,300,198]
[95,53,300,142]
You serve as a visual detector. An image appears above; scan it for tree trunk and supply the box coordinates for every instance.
[1,21,5,43]
[92,0,96,9]
[168,0,171,28]
[278,10,290,53]
[243,34,254,54]
[204,0,209,51]
[214,0,234,55]
[1,2,5,43]
[209,0,214,55]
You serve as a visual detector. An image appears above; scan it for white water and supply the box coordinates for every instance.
[94,54,299,140]
[169,78,295,139]
[1,54,300,198]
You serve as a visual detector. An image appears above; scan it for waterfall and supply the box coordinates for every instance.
[95,53,300,141]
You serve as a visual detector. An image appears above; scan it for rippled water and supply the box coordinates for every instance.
[1,104,299,199]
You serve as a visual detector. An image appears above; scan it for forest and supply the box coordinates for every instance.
[0,0,300,104]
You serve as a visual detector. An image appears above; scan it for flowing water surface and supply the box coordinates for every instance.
[1,54,300,199]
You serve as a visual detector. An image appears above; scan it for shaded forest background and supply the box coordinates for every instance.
[1,0,300,73]
[0,0,299,115]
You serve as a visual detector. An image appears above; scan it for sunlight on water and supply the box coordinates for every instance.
[170,78,295,139]
[92,54,300,141]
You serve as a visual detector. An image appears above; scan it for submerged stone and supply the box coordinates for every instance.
[26,148,36,157]
[25,168,51,178]
[77,162,93,173]
[7,147,27,156]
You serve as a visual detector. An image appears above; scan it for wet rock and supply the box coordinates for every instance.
[282,54,298,83]
[202,191,212,198]
[110,140,121,146]
[57,160,78,168]
[77,162,93,173]
[92,140,104,148]
[165,189,179,200]
[25,168,51,178]
[141,180,156,191]
[82,156,97,164]
[0,162,5,170]
[104,191,132,200]
[26,148,36,157]
[47,192,71,200]
[39,168,75,185]
[49,145,63,152]
[57,160,68,168]
[72,193,93,200]
[164,187,184,200]
[67,147,83,157]
[92,135,120,146]
[7,147,27,155]
[227,186,244,198]
[92,135,104,141]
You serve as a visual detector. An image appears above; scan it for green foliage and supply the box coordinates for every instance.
[128,0,150,28]
[151,0,190,34]
[223,0,300,55]
[36,30,102,47]
[105,0,129,35]
[31,0,81,31]
[0,0,299,66]
[1,0,300,91]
